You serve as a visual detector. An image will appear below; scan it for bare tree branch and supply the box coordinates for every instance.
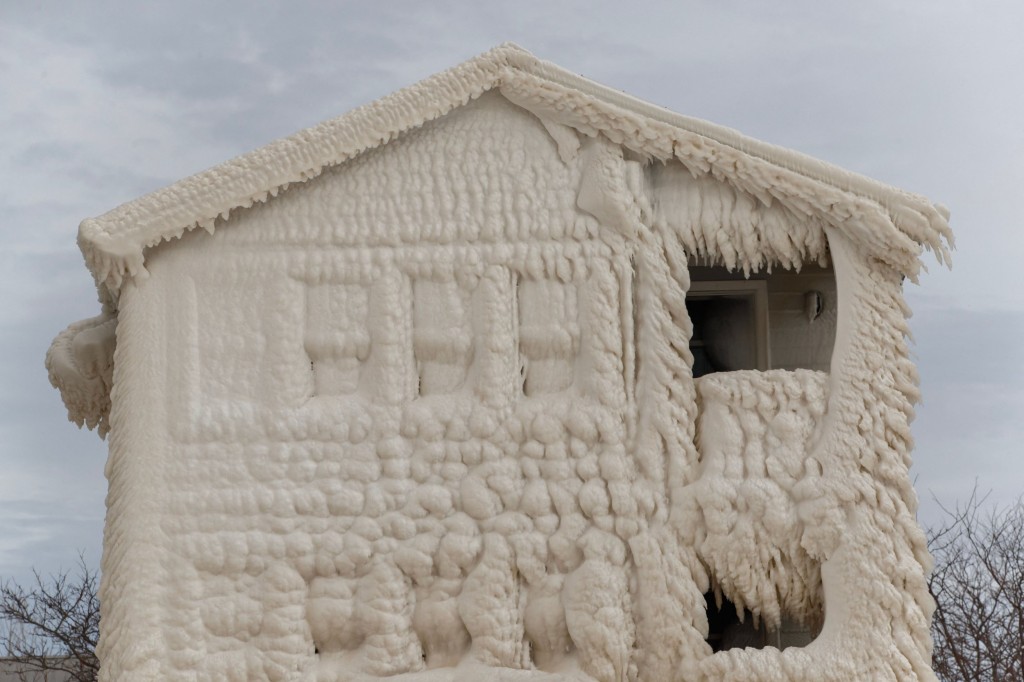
[0,554,99,682]
[928,489,1024,682]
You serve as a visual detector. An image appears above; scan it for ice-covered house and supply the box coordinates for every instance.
[47,45,953,682]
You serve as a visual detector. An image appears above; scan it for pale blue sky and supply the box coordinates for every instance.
[2,0,1022,586]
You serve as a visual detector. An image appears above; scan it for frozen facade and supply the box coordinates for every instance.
[47,45,953,681]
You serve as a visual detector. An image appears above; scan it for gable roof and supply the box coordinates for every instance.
[79,43,952,303]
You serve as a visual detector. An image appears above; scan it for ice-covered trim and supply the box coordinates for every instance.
[77,43,952,300]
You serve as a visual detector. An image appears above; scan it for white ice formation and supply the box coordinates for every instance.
[47,44,953,681]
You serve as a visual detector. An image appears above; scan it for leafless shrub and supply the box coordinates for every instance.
[0,556,99,682]
[928,489,1024,682]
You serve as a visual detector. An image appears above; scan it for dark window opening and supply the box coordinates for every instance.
[687,290,764,378]
[704,591,820,653]
[687,263,838,375]
[704,592,768,652]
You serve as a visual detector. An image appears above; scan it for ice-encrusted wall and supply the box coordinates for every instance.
[99,93,709,681]
[71,60,950,681]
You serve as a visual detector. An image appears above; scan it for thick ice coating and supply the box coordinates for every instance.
[47,45,952,681]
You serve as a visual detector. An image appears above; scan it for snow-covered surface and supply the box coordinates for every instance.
[47,47,950,681]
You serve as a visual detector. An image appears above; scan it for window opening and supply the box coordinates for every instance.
[705,592,768,652]
[686,280,769,378]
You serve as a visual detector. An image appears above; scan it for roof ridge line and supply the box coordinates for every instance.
[76,43,952,300]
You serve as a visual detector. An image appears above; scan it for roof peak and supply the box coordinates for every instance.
[76,43,951,303]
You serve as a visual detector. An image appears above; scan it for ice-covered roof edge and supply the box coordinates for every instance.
[77,42,953,300]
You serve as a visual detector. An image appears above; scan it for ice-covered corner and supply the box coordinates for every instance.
[46,43,952,682]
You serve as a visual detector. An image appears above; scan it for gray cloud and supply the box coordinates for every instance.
[908,305,1024,525]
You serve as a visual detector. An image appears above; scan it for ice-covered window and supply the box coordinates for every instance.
[413,279,475,395]
[305,283,371,396]
[518,278,580,395]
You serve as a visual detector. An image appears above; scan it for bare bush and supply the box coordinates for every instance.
[928,490,1024,682]
[0,557,99,682]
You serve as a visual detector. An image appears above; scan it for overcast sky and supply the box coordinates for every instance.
[2,1,1022,587]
